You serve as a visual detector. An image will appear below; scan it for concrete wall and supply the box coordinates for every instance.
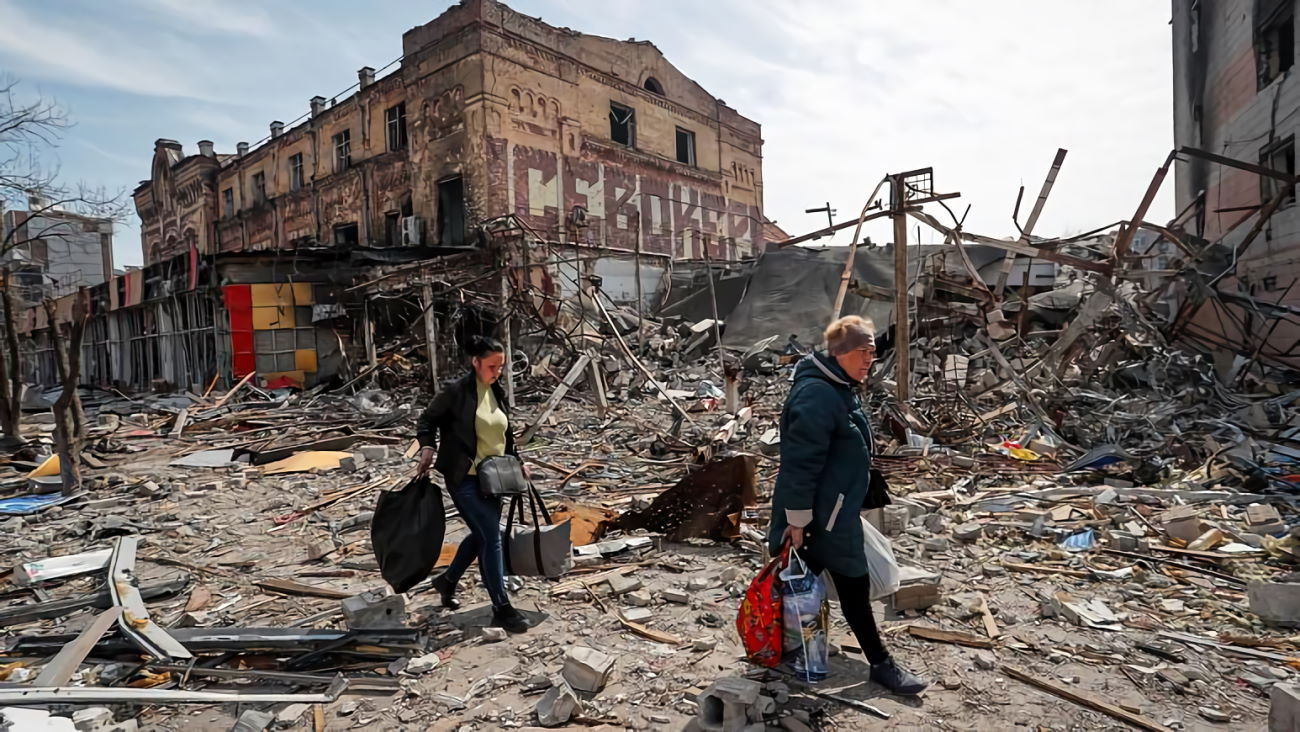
[3,210,113,305]
[1172,0,1300,366]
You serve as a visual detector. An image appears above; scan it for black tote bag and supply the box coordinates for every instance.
[371,474,446,593]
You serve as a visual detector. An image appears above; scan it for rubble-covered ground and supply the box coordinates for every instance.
[3,277,1300,731]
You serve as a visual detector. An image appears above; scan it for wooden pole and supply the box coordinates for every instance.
[892,176,910,403]
[500,265,515,408]
[829,177,888,321]
[421,283,439,387]
[701,234,729,408]
[634,216,645,350]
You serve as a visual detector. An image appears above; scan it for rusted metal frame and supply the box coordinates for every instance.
[908,211,996,301]
[829,177,889,318]
[108,536,192,661]
[996,148,1067,297]
[1206,186,1290,288]
[32,606,121,687]
[1178,145,1300,184]
[1113,150,1177,260]
[1136,221,1198,258]
[1234,281,1297,386]
[953,231,1112,274]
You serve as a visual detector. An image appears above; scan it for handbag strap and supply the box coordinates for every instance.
[526,483,552,525]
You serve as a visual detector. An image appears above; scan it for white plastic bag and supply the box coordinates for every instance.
[778,550,829,682]
[861,517,901,600]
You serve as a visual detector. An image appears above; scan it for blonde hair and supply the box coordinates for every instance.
[825,315,875,355]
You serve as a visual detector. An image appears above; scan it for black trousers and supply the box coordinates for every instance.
[803,556,890,665]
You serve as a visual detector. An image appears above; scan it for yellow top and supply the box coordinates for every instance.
[468,379,508,475]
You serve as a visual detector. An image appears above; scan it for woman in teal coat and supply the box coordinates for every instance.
[768,315,927,695]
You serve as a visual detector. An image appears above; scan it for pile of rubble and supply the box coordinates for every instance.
[1,234,1300,730]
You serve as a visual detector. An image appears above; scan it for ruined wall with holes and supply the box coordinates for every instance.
[1172,0,1300,367]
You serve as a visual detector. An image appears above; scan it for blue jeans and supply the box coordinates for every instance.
[443,475,510,609]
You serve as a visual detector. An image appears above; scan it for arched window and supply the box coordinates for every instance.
[643,76,665,96]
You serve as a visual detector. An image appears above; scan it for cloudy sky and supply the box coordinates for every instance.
[0,0,1174,267]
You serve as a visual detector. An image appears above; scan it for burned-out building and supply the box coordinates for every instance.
[21,0,766,393]
[1171,0,1300,368]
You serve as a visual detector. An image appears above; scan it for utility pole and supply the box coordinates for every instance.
[890,175,910,403]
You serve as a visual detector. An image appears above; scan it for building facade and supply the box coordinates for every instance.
[1172,0,1300,367]
[2,204,114,307]
[135,0,765,266]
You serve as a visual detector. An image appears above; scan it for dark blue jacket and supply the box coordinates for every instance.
[767,352,874,577]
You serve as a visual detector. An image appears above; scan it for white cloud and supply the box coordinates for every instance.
[133,0,278,38]
[0,0,222,101]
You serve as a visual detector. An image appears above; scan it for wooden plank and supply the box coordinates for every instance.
[1001,665,1173,732]
[1001,561,1090,579]
[254,578,351,600]
[169,408,189,438]
[33,607,122,686]
[210,371,256,410]
[519,354,592,446]
[1145,544,1265,561]
[977,595,1000,639]
[906,625,994,648]
[617,613,683,645]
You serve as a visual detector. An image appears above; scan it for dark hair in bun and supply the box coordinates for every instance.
[466,335,505,359]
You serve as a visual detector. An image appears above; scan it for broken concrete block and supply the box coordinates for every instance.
[626,590,653,607]
[622,607,653,624]
[1271,683,1300,732]
[747,695,776,723]
[696,677,763,732]
[231,709,275,732]
[953,522,983,542]
[661,588,690,604]
[921,537,950,553]
[693,637,718,652]
[686,577,714,591]
[1247,504,1286,536]
[1249,581,1300,628]
[562,646,616,693]
[890,565,941,611]
[341,590,406,629]
[406,653,441,675]
[339,456,358,473]
[881,505,910,536]
[606,574,642,596]
[482,627,507,643]
[358,444,391,461]
[536,680,580,727]
[96,413,121,430]
[305,540,334,561]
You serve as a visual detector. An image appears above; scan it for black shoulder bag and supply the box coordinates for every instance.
[477,455,528,498]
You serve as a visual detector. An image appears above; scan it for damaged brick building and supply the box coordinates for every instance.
[1171,0,1300,368]
[20,0,766,392]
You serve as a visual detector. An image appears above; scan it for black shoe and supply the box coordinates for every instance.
[492,605,529,634]
[871,657,928,695]
[430,574,461,610]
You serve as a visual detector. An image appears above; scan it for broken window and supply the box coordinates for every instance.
[1256,7,1295,88]
[222,188,234,218]
[437,176,466,247]
[333,222,359,247]
[676,127,696,166]
[289,153,304,192]
[333,129,351,173]
[252,172,266,205]
[609,102,635,147]
[1259,135,1296,206]
[643,77,665,96]
[386,103,407,152]
[384,211,400,246]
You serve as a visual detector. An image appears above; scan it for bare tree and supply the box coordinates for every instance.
[47,289,89,492]
[0,76,126,439]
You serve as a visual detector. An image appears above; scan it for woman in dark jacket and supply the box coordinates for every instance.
[415,336,529,633]
[767,316,927,694]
